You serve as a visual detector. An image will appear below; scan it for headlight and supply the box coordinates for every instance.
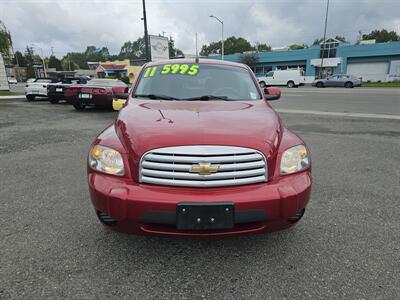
[89,145,124,176]
[280,145,310,175]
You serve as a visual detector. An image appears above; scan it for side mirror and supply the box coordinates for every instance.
[264,87,281,101]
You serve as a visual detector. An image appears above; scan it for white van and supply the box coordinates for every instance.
[258,69,305,88]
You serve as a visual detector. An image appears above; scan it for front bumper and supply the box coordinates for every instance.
[88,170,312,236]
[25,91,48,97]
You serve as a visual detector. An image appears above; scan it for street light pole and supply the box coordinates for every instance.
[142,0,150,62]
[320,0,330,78]
[210,15,224,60]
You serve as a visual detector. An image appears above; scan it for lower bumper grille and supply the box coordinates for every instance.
[97,211,117,226]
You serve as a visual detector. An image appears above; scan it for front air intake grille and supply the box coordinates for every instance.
[97,211,117,226]
[139,145,267,188]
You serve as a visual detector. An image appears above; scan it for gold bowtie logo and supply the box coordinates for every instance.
[190,162,220,175]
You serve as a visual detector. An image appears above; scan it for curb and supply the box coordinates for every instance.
[0,95,26,100]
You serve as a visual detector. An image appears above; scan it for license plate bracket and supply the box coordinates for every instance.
[176,202,234,230]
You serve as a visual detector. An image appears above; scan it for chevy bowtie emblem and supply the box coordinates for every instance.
[190,162,220,175]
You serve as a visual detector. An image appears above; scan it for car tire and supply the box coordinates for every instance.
[73,102,86,111]
[26,95,35,101]
[316,82,324,88]
[259,81,266,88]
[287,81,295,88]
[345,82,353,88]
[49,98,59,104]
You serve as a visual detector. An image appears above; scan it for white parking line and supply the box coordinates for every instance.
[275,109,400,120]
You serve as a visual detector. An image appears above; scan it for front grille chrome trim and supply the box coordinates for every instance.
[139,145,267,188]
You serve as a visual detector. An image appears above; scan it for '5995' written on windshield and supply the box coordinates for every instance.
[143,64,199,78]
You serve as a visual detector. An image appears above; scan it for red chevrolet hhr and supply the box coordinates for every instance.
[88,59,312,236]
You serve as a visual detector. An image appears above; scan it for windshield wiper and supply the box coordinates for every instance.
[183,95,229,101]
[134,94,179,100]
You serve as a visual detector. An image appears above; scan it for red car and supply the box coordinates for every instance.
[88,59,312,236]
[65,78,128,110]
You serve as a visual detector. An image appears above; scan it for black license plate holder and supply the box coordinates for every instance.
[176,202,234,230]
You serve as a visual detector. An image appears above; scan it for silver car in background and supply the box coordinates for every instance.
[312,74,362,88]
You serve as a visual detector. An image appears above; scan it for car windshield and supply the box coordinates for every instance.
[134,63,262,100]
[88,79,126,87]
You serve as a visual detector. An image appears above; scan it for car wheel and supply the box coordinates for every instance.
[49,98,59,104]
[73,102,86,111]
[26,95,35,101]
[287,81,295,88]
[259,81,266,88]
[345,82,353,88]
[316,82,324,88]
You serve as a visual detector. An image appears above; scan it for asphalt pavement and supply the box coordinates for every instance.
[273,87,400,115]
[1,89,399,299]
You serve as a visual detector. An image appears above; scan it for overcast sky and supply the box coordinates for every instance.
[1,0,399,57]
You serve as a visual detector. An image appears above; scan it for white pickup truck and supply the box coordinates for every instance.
[258,69,305,88]
[25,78,56,101]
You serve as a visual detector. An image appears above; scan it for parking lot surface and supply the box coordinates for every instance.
[1,90,399,299]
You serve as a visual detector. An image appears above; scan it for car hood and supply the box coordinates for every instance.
[116,99,281,158]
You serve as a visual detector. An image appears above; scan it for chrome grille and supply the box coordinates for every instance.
[139,146,267,187]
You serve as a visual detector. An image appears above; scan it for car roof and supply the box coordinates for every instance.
[144,58,249,69]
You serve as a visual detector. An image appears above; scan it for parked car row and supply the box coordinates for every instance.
[312,74,362,88]
[24,78,128,111]
[256,69,362,88]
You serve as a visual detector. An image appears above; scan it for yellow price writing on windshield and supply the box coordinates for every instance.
[161,64,199,76]
[143,66,158,78]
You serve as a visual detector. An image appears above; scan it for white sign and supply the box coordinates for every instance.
[388,60,400,81]
[0,54,10,91]
[149,35,169,61]
[310,57,342,67]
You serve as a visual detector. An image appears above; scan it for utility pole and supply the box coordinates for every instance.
[210,15,224,60]
[320,0,330,78]
[195,32,198,58]
[142,0,150,62]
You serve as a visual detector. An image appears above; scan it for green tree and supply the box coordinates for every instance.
[362,29,399,43]
[288,44,308,50]
[24,46,36,78]
[84,46,109,62]
[200,36,255,56]
[168,36,183,58]
[119,37,146,60]
[61,52,87,70]
[12,51,27,67]
[239,52,259,69]
[48,55,62,70]
[335,36,347,43]
[256,43,271,52]
[0,23,12,61]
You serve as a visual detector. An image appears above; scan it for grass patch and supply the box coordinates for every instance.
[0,91,24,96]
[362,81,400,88]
